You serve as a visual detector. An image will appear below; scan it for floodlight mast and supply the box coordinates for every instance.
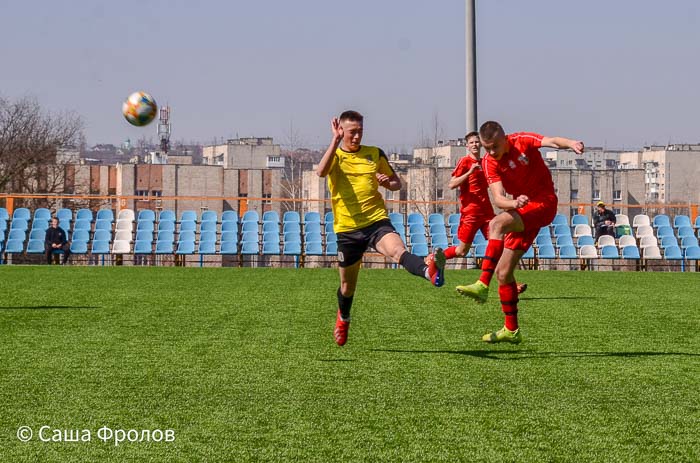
[466,0,477,133]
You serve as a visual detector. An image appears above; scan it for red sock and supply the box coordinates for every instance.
[479,239,504,286]
[444,246,457,260]
[499,282,519,331]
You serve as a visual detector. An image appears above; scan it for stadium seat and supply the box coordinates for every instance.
[261,211,279,224]
[76,209,93,222]
[553,225,572,237]
[0,218,6,232]
[431,233,448,249]
[410,233,427,245]
[573,224,593,238]
[220,241,238,255]
[596,235,615,248]
[535,235,553,248]
[283,232,301,243]
[32,208,51,223]
[262,232,280,244]
[537,244,556,259]
[660,236,678,249]
[577,235,595,247]
[681,236,699,249]
[180,210,197,223]
[178,231,196,243]
[134,230,153,244]
[155,240,174,254]
[0,207,8,221]
[8,229,26,242]
[638,236,658,250]
[411,243,429,257]
[388,212,403,226]
[636,225,654,239]
[200,221,217,233]
[473,230,487,246]
[579,245,598,259]
[242,210,259,224]
[303,211,321,224]
[175,241,195,255]
[571,214,588,226]
[262,241,280,255]
[134,240,153,254]
[70,241,88,255]
[652,214,670,228]
[10,219,29,232]
[556,235,574,248]
[112,240,131,254]
[283,241,301,255]
[31,219,49,232]
[447,213,460,226]
[449,223,459,237]
[94,229,112,242]
[558,245,577,259]
[428,213,444,226]
[407,212,424,226]
[91,240,110,255]
[72,230,90,243]
[656,226,674,238]
[695,216,700,230]
[158,221,176,232]
[29,229,45,241]
[261,221,279,234]
[179,221,197,232]
[664,246,683,260]
[673,215,691,229]
[94,219,112,232]
[221,221,238,233]
[241,222,258,233]
[621,246,641,259]
[201,210,218,223]
[600,245,619,259]
[618,235,636,248]
[642,246,662,259]
[326,232,337,243]
[429,223,447,236]
[241,231,258,243]
[326,241,338,255]
[304,222,321,234]
[26,239,44,254]
[616,224,632,237]
[684,245,700,260]
[136,221,155,232]
[221,211,238,223]
[198,240,216,255]
[114,230,132,242]
[220,231,238,245]
[115,219,134,232]
[615,214,630,226]
[117,209,135,222]
[158,210,176,223]
[305,232,323,243]
[137,209,156,222]
[96,209,114,222]
[199,231,217,243]
[5,239,25,254]
[283,222,301,234]
[677,226,694,239]
[522,247,535,259]
[12,208,31,221]
[324,211,334,224]
[324,222,335,235]
[551,214,567,227]
[283,211,300,224]
[474,244,487,258]
[537,227,551,238]
[408,224,425,236]
[305,241,323,255]
[632,214,650,228]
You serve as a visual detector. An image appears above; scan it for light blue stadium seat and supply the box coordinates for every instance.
[429,224,447,236]
[262,210,279,224]
[656,226,674,238]
[677,226,694,239]
[305,241,323,255]
[324,222,335,234]
[29,229,45,241]
[180,210,197,223]
[57,208,73,223]
[137,221,155,232]
[241,222,258,233]
[431,234,448,249]
[5,239,25,254]
[474,244,487,258]
[137,210,156,222]
[73,219,91,231]
[571,214,588,226]
[681,236,699,249]
[58,220,71,232]
[447,213,460,226]
[411,243,429,257]
[26,239,45,254]
[324,211,334,224]
[221,211,238,223]
[176,241,196,255]
[262,241,280,255]
[283,211,300,224]
[684,245,700,260]
[283,241,301,255]
[157,221,176,233]
[93,230,112,242]
[12,208,31,221]
[96,209,114,222]
[221,221,238,232]
[303,212,321,224]
[449,223,459,237]
[559,245,577,259]
[407,212,424,226]
[535,235,553,247]
[178,230,196,243]
[0,207,9,221]
[551,214,567,227]
[673,215,691,229]
[241,210,259,224]
[660,236,678,249]
[556,235,574,248]
[76,209,93,222]
[408,224,425,236]
[695,216,700,229]
[199,231,217,243]
[652,214,670,228]
[200,221,217,233]
[155,240,174,254]
[601,245,619,259]
[0,218,6,232]
[31,219,49,231]
[553,224,572,237]
[198,241,216,255]
[305,232,323,243]
[326,232,337,243]
[220,241,238,255]
[522,247,535,259]
[305,222,321,234]
[134,230,153,243]
[0,230,6,243]
[240,241,258,255]
[326,241,338,255]
[664,246,683,260]
[283,222,301,234]
[262,222,279,234]
[201,210,218,223]
[428,213,444,226]
[284,232,301,243]
[389,212,404,226]
[157,230,174,243]
[410,233,427,245]
[538,244,556,259]
[8,229,26,242]
[70,241,88,255]
[134,240,153,254]
[241,231,258,243]
[451,234,460,246]
[621,246,640,259]
[91,240,110,254]
[159,210,176,223]
[10,219,29,232]
[95,219,112,231]
[537,227,551,238]
[577,235,595,247]
[220,231,238,244]
[262,232,280,244]
[179,221,196,232]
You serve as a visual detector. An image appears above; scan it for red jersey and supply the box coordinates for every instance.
[483,132,555,199]
[452,155,494,215]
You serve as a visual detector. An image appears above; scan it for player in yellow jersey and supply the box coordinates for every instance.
[316,110,446,346]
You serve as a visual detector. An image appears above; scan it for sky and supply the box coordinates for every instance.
[2,0,699,151]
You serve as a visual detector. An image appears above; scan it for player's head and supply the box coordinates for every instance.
[50,217,59,228]
[338,110,364,151]
[465,131,480,157]
[479,121,507,160]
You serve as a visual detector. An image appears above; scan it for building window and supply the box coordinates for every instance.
[570,190,578,200]
[437,189,444,199]
[262,193,271,205]
[613,190,622,201]
[593,190,600,201]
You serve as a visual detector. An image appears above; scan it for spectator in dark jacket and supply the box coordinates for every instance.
[593,201,616,240]
[44,217,70,265]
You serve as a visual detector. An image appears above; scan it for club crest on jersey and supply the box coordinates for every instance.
[508,160,517,169]
[517,153,530,165]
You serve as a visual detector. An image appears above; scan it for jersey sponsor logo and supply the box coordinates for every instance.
[508,160,517,169]
[518,153,529,165]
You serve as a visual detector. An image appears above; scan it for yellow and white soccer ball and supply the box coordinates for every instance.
[122,91,157,127]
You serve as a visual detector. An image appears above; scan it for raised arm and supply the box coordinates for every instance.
[448,164,479,189]
[540,136,585,154]
[316,118,343,177]
[488,181,529,211]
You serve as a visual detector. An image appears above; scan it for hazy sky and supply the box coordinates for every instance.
[2,0,699,151]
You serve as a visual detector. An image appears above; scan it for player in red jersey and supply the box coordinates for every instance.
[446,132,527,294]
[456,121,584,344]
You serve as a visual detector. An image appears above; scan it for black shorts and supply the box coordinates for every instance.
[336,219,399,268]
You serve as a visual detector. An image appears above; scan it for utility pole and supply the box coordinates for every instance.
[466,0,477,133]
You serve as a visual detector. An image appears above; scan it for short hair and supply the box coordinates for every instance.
[479,121,505,141]
[465,131,479,142]
[338,110,363,123]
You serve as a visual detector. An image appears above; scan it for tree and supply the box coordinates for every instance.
[0,96,83,208]
[279,120,321,212]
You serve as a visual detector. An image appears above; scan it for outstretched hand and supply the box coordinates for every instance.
[331,117,344,143]
[570,140,585,154]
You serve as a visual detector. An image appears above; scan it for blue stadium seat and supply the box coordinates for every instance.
[29,229,45,241]
[134,230,152,243]
[408,223,425,236]
[5,239,25,254]
[70,241,88,255]
[326,241,338,255]
[31,219,49,231]
[600,245,619,259]
[571,214,588,226]
[159,210,176,223]
[283,211,300,224]
[449,223,459,237]
[262,210,279,224]
[198,240,216,255]
[537,227,551,238]
[284,232,301,243]
[12,208,31,221]
[660,236,678,249]
[303,211,321,224]
[8,229,26,242]
[91,240,110,255]
[199,231,217,243]
[58,220,71,232]
[157,221,176,233]
[428,213,444,226]
[240,241,258,255]
[474,244,487,258]
[656,226,674,238]
[324,222,335,235]
[73,219,91,231]
[93,230,112,242]
[431,233,448,249]
[305,232,323,243]
[558,245,577,259]
[283,241,301,255]
[695,216,700,229]
[136,221,155,232]
[179,221,197,232]
[262,232,280,244]
[551,214,568,227]
[221,221,238,233]
[220,231,238,244]
[96,209,114,222]
[178,231,196,243]
[535,235,553,247]
[0,218,6,232]
[241,231,258,243]
[681,236,699,249]
[407,212,424,226]
[305,222,321,234]
[10,219,28,232]
[200,210,218,223]
[220,241,238,255]
[76,209,93,222]
[447,213,460,226]
[389,212,404,226]
[176,241,196,255]
[95,219,112,231]
[410,233,427,245]
[241,221,258,233]
[522,247,535,259]
[134,240,153,254]
[137,210,156,222]
[429,223,447,236]
[577,235,595,247]
[664,246,683,260]
[0,230,6,243]
[553,224,572,237]
[673,215,691,229]
[221,210,238,223]
[305,241,323,255]
[411,243,429,257]
[685,245,700,260]
[200,221,217,233]
[652,214,670,228]
[556,235,574,248]
[283,222,301,234]
[262,221,279,234]
[26,239,45,254]
[677,226,694,239]
[241,210,259,224]
[180,210,197,223]
[154,240,174,254]
[157,230,175,243]
[621,246,640,259]
[262,241,280,255]
[326,232,337,243]
[537,244,556,259]
[0,207,9,221]
[57,208,73,223]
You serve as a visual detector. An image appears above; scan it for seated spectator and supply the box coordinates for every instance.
[45,217,71,265]
[593,201,616,241]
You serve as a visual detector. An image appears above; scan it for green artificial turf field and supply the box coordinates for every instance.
[0,266,698,462]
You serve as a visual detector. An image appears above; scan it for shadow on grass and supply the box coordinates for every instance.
[371,349,700,360]
[519,296,595,301]
[0,305,100,310]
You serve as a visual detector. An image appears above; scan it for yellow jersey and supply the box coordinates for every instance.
[327,145,396,233]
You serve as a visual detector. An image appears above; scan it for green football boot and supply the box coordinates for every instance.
[481,326,522,344]
[455,280,489,303]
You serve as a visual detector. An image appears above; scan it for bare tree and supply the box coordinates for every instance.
[0,96,83,208]
[279,120,321,212]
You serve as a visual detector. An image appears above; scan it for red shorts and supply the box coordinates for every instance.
[504,195,558,251]
[458,212,494,244]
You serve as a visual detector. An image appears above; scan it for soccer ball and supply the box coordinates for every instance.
[122,91,157,127]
